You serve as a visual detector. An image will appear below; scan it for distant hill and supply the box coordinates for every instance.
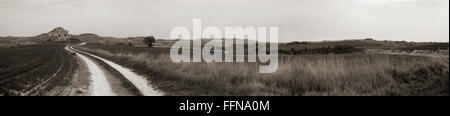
[279,39,447,51]
[397,43,449,52]
[277,39,449,55]
[2,34,448,54]
[0,36,41,44]
[70,33,120,44]
[69,34,151,46]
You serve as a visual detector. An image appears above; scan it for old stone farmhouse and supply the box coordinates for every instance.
[37,27,70,41]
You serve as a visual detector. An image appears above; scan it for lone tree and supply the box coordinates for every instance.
[128,41,134,47]
[143,36,156,48]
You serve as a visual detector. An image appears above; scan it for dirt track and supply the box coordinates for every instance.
[65,47,162,96]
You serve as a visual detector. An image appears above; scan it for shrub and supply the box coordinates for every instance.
[281,45,364,55]
[115,42,126,46]
[128,42,134,47]
[143,36,156,48]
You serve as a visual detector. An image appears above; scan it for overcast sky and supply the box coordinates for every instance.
[0,0,448,42]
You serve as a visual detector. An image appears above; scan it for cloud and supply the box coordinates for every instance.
[359,0,418,4]
[0,0,448,42]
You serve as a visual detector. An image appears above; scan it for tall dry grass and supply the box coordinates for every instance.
[76,46,449,96]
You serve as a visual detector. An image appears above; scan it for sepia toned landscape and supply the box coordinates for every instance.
[0,0,448,96]
[0,27,448,96]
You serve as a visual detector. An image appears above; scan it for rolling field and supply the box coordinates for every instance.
[76,44,449,96]
[1,41,448,96]
[0,44,78,96]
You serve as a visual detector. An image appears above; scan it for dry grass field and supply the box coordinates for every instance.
[75,44,449,96]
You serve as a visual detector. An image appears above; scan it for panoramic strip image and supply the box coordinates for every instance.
[0,0,448,97]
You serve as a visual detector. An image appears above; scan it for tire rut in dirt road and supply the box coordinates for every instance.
[75,51,116,96]
[66,47,141,96]
[70,47,163,96]
[81,52,144,96]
